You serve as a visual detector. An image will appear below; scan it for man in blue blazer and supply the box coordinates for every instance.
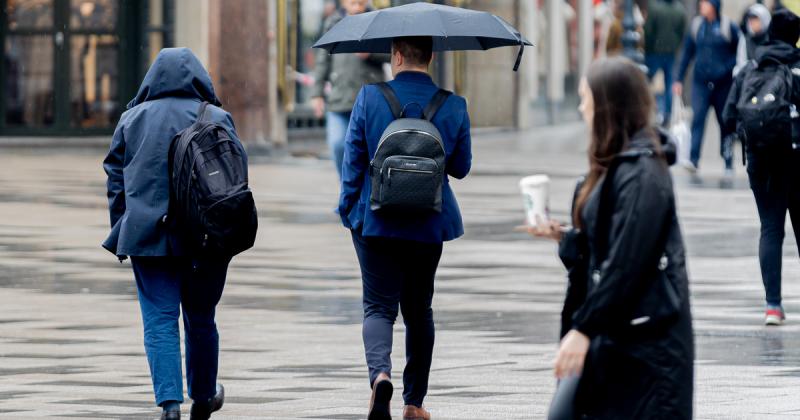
[338,36,471,420]
[103,48,239,420]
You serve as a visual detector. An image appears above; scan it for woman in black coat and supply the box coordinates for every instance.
[527,57,694,418]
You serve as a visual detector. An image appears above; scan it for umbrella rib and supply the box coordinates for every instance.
[359,11,382,42]
[433,8,448,47]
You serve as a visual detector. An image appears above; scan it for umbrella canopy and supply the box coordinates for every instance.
[312,2,533,71]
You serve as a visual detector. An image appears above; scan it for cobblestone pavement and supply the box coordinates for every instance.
[0,124,799,419]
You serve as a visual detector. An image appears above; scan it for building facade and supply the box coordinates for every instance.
[0,0,756,143]
[1,0,172,136]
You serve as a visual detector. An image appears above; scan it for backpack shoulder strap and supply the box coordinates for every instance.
[721,15,732,44]
[197,101,210,123]
[691,16,702,41]
[423,89,453,121]
[376,82,402,119]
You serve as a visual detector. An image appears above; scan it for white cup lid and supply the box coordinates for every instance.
[519,174,550,188]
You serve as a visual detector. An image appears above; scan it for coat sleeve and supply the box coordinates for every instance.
[558,178,587,270]
[558,179,589,338]
[722,70,744,134]
[676,33,696,83]
[337,87,368,228]
[312,50,331,99]
[733,36,748,77]
[571,169,671,338]
[103,123,126,228]
[559,228,590,338]
[312,18,335,99]
[446,99,472,179]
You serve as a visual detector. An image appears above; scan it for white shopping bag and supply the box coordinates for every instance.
[670,96,692,166]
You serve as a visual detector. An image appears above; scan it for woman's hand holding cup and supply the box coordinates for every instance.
[515,215,564,242]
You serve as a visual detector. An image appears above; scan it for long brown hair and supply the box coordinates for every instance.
[573,57,655,228]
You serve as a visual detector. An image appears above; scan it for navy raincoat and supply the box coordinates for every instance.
[102,48,240,258]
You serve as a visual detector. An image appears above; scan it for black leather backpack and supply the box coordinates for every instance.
[369,82,451,214]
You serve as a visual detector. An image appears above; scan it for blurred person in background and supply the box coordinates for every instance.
[723,9,800,326]
[312,0,389,180]
[644,0,687,125]
[734,3,771,76]
[673,0,740,186]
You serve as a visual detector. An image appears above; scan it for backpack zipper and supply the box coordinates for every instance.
[388,167,434,176]
[374,128,445,161]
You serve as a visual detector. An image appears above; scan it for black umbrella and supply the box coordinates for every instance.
[312,2,533,71]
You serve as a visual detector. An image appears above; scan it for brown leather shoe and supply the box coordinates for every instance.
[368,373,393,420]
[402,404,431,420]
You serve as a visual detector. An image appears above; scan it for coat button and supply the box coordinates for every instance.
[659,254,669,270]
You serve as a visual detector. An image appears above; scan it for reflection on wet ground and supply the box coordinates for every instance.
[1,127,799,418]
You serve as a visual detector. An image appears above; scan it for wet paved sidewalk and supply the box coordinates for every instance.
[0,124,799,419]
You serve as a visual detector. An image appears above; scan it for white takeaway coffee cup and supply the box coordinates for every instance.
[519,175,550,226]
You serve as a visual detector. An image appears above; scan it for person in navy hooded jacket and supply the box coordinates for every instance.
[103,48,242,420]
[338,36,471,420]
[673,0,740,186]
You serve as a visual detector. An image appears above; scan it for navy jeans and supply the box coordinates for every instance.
[690,78,734,169]
[326,111,351,180]
[351,230,443,407]
[748,163,800,306]
[132,256,230,406]
[646,53,676,122]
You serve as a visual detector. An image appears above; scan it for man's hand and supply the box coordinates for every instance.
[311,97,326,119]
[356,52,370,60]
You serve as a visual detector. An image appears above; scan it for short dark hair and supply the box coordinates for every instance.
[392,37,433,66]
[769,9,800,45]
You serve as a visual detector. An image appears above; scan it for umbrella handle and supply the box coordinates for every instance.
[513,40,524,72]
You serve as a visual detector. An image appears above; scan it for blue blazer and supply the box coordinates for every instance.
[102,48,241,258]
[338,71,472,243]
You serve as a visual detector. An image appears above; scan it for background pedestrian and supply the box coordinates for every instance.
[723,9,800,326]
[673,0,740,186]
[103,48,239,420]
[312,0,388,180]
[529,57,694,419]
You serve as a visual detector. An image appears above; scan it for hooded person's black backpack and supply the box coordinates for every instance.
[735,60,798,149]
[369,82,451,214]
[168,102,257,256]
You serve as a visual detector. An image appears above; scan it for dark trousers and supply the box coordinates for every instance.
[690,78,734,169]
[131,256,230,406]
[646,53,676,122]
[748,164,800,306]
[351,231,443,407]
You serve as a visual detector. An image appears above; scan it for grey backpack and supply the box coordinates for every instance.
[369,82,451,214]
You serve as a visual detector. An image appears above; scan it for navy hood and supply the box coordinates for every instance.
[128,48,221,109]
[708,0,721,16]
